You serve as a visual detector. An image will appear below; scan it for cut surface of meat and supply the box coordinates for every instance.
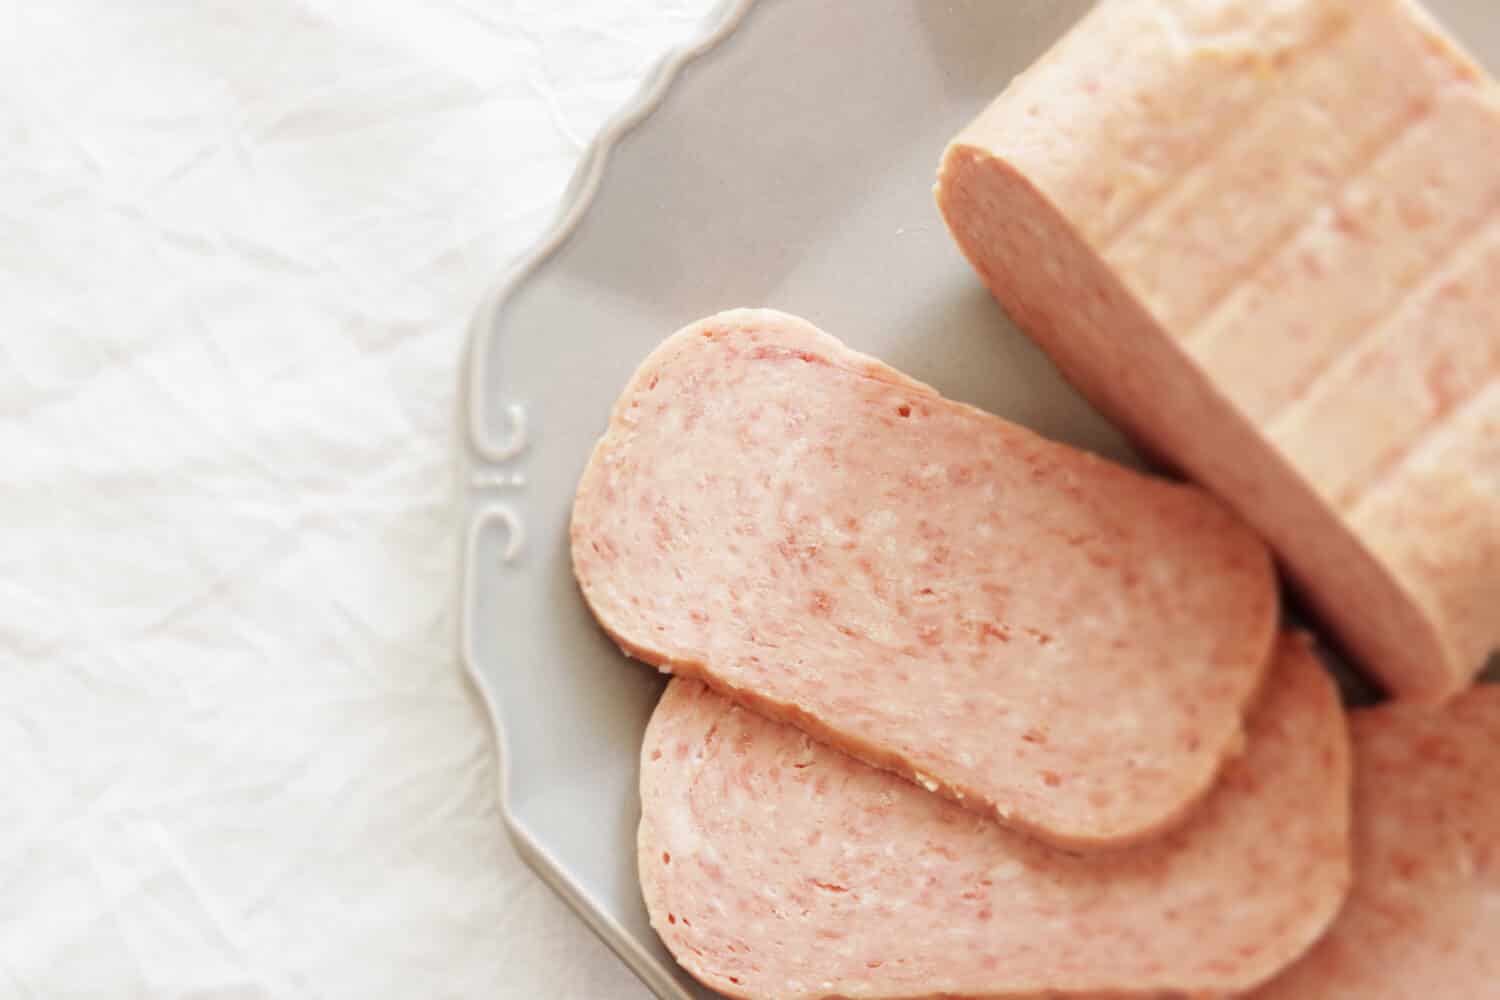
[574,308,1277,849]
[937,0,1500,700]
[1254,683,1500,998]
[639,634,1351,1000]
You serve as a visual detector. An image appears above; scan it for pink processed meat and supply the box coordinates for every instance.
[573,308,1277,851]
[936,0,1500,702]
[639,634,1352,1000]
[1254,683,1500,999]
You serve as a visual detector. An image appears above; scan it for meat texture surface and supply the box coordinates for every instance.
[639,634,1351,1000]
[937,0,1500,700]
[1254,683,1500,999]
[574,308,1277,849]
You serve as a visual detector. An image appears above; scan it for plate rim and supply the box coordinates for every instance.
[456,3,758,998]
[455,3,1500,996]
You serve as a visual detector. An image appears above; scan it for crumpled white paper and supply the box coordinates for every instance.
[0,1,714,996]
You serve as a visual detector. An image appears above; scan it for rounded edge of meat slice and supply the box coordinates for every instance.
[573,307,1279,851]
[1253,682,1500,999]
[638,632,1352,1000]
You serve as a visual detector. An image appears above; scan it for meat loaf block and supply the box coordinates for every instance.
[573,308,1277,850]
[639,634,1351,1000]
[936,0,1500,701]
[1254,684,1500,998]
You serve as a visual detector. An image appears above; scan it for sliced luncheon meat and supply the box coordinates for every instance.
[937,0,1500,701]
[572,308,1277,850]
[639,634,1352,1000]
[1255,683,1500,999]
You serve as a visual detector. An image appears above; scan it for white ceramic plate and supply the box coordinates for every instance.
[460,3,1500,997]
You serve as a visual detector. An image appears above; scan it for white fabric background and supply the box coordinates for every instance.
[1,2,718,996]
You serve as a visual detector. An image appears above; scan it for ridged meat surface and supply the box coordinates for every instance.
[938,0,1500,699]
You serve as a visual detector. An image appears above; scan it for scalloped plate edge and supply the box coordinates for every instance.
[456,3,758,998]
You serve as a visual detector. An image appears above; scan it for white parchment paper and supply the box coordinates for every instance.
[1,2,716,996]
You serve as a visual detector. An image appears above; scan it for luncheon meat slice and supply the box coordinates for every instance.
[573,308,1277,850]
[936,0,1500,701]
[1254,684,1500,999]
[639,634,1351,1000]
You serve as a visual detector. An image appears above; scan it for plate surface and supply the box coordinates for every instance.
[460,2,1500,997]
